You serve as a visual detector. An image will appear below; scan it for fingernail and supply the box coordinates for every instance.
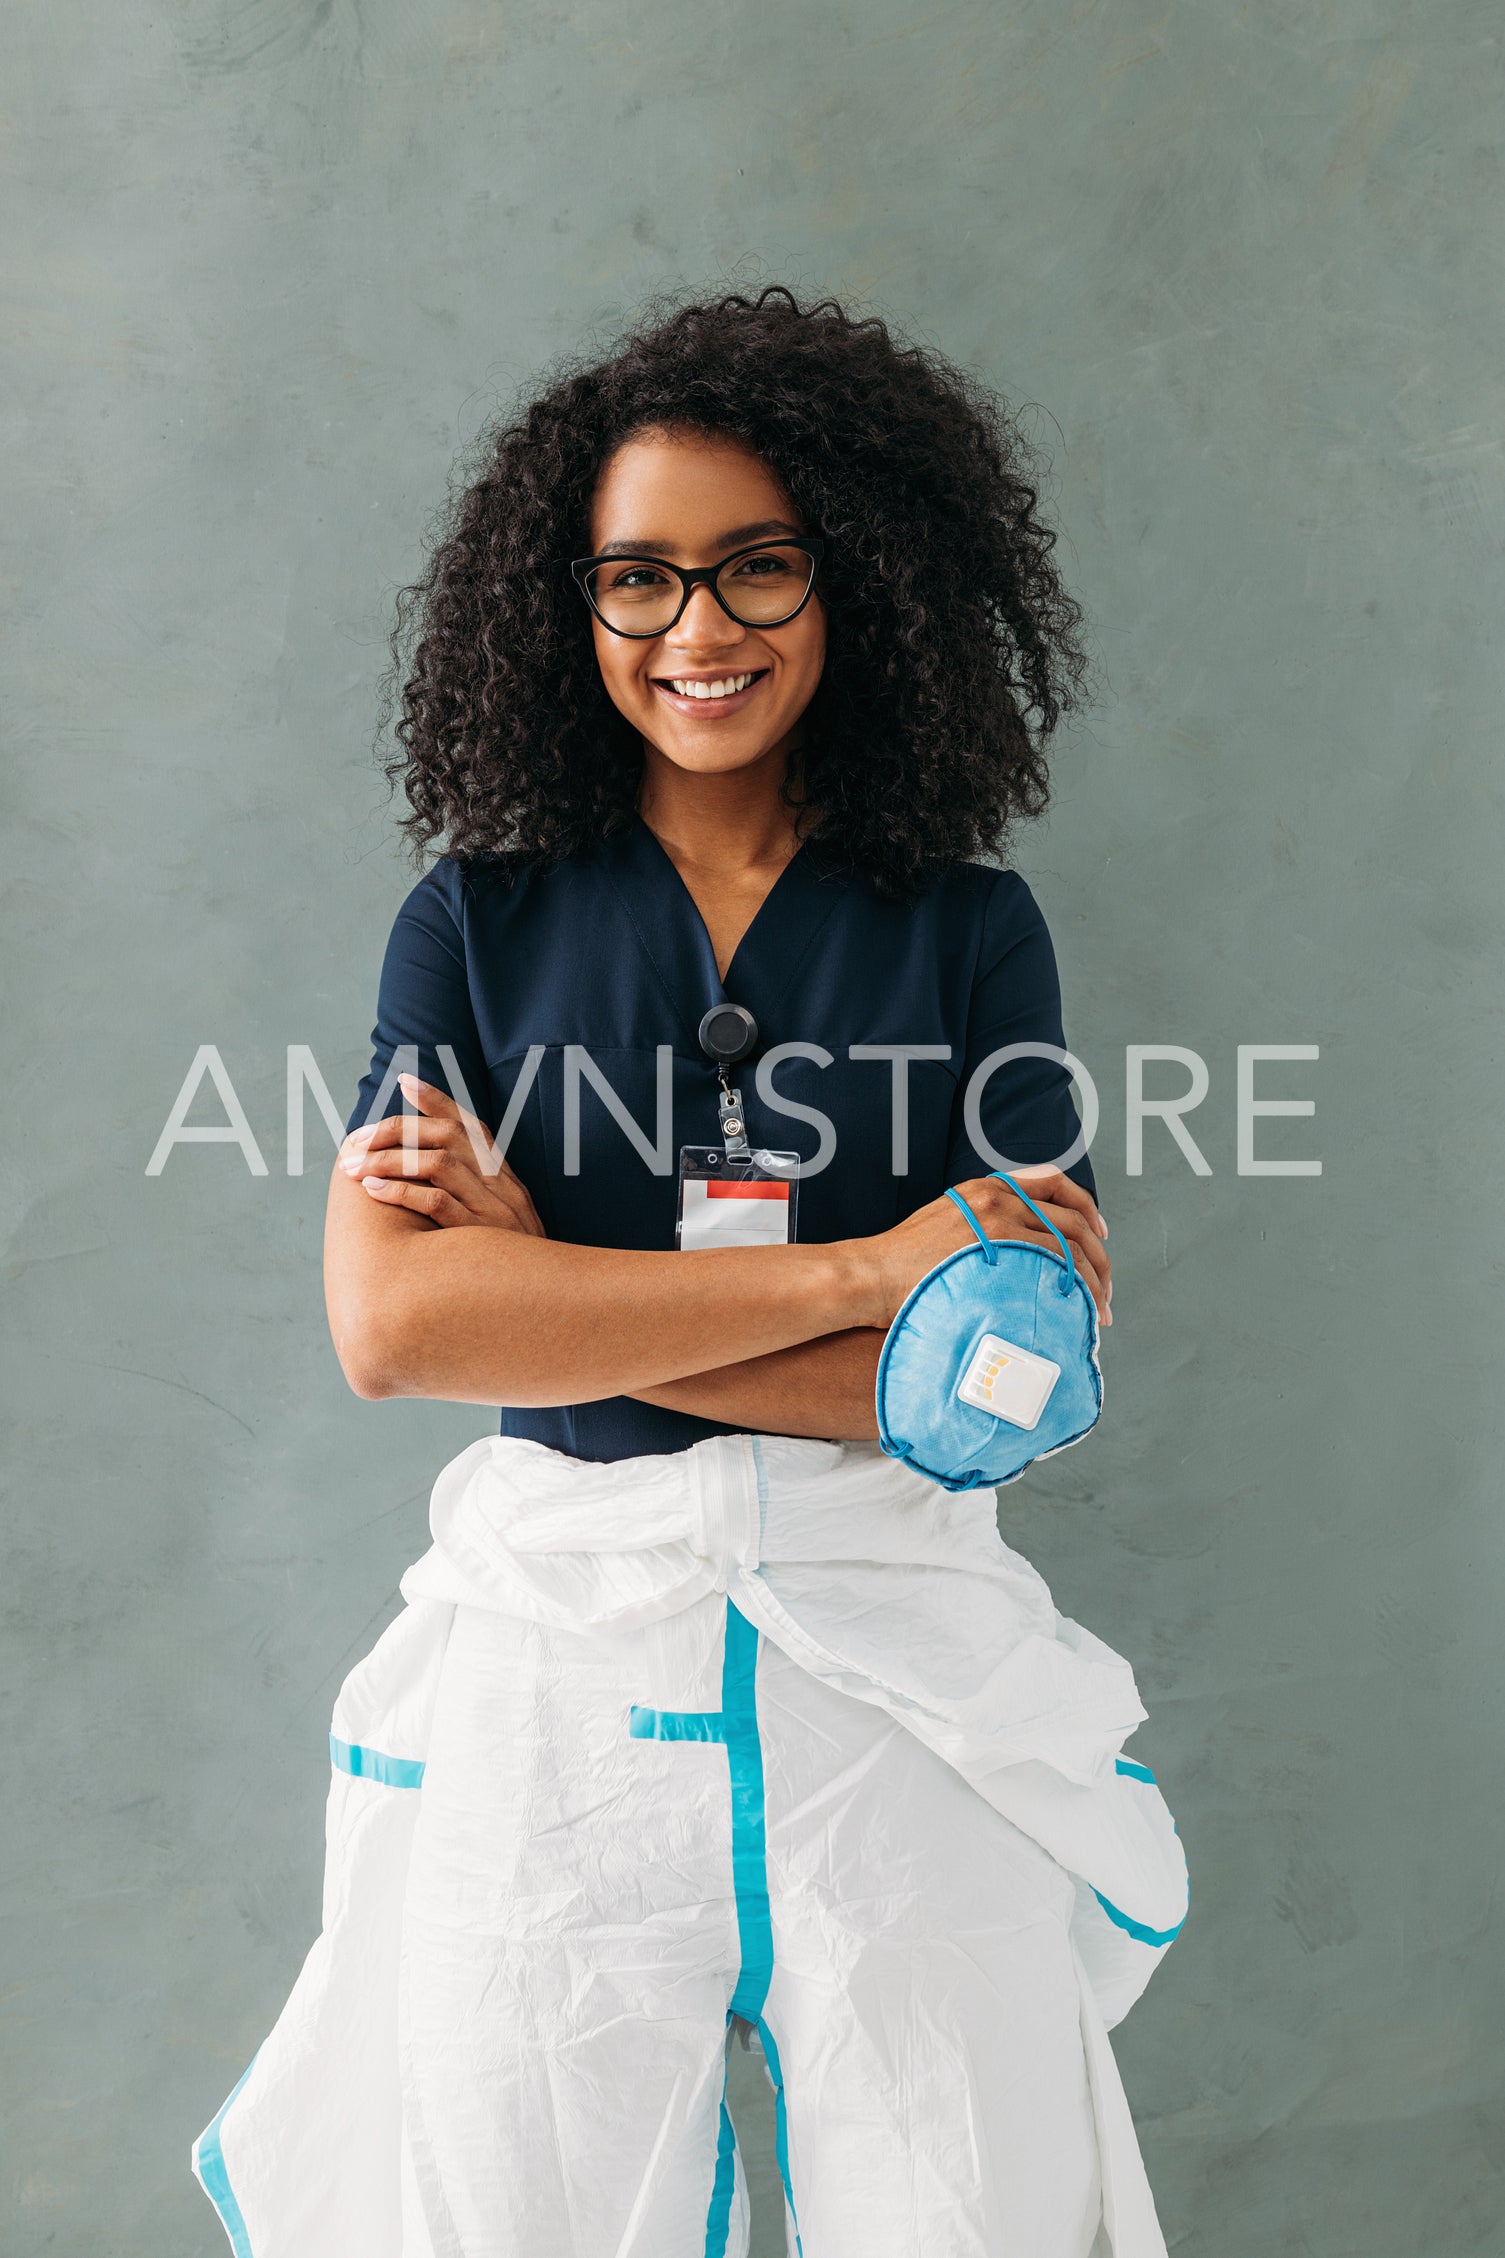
[361,1176,388,1193]
[1097,1214,1108,1236]
[398,1072,421,1091]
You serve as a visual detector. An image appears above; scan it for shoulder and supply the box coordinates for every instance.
[800,854,1058,984]
[906,858,1051,953]
[813,850,1039,921]
[939,859,1042,917]
[366,853,538,1007]
[917,862,1070,1018]
[386,848,539,943]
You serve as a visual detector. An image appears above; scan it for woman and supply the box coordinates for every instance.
[193,288,1186,2258]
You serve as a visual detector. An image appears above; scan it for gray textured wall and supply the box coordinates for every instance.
[5,3,1502,2251]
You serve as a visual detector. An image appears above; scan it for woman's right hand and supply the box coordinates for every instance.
[338,1074,546,1237]
[854,1169,1112,1332]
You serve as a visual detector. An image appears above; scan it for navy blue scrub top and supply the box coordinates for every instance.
[348,814,1095,1463]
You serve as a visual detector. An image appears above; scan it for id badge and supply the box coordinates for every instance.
[675,1146,801,1251]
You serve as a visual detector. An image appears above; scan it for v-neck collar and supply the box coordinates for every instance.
[599,813,848,1047]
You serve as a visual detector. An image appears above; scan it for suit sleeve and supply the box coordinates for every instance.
[345,866,495,1136]
[945,872,1098,1204]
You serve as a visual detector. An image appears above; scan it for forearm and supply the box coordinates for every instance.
[629,1329,884,1441]
[330,1176,875,1404]
[328,1143,1103,1413]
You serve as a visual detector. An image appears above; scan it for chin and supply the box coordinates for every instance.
[658,731,777,773]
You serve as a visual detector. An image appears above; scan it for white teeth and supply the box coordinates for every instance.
[669,674,754,699]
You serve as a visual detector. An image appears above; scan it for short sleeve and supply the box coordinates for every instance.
[945,871,1097,1203]
[345,865,494,1135]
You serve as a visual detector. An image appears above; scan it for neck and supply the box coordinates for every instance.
[637,738,810,875]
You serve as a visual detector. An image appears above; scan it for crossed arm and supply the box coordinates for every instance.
[324,1076,1111,1439]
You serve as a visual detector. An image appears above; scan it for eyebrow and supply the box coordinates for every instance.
[592,518,802,559]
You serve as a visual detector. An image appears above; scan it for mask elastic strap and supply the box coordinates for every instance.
[944,1185,999,1264]
[993,1172,1078,1292]
[943,1177,1078,1294]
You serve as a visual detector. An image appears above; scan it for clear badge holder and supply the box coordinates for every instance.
[675,1074,800,1251]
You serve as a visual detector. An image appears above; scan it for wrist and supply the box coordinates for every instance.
[823,1236,886,1333]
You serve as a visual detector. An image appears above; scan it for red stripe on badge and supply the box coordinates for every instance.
[703,1179,790,1200]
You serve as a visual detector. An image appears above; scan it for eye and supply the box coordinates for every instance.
[602,562,672,591]
[728,551,794,579]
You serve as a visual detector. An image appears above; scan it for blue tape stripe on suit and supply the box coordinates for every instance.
[628,1708,725,1741]
[628,1590,802,2256]
[1092,1886,1186,1948]
[1105,1752,1186,1939]
[329,1735,426,1788]
[194,2057,257,2258]
[721,1604,773,2023]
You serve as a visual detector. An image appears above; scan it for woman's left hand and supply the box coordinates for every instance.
[338,1073,546,1235]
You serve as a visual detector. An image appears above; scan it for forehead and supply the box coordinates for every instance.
[588,428,797,554]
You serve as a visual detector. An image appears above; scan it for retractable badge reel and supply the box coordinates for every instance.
[675,1004,801,1251]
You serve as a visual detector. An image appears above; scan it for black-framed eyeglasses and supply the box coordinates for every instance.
[571,537,825,639]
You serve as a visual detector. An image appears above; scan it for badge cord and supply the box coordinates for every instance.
[697,1003,758,1160]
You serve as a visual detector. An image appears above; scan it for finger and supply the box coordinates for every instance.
[954,1170,1104,1244]
[487,1146,537,1199]
[961,1174,1104,1265]
[340,1115,465,1166]
[398,1071,464,1120]
[343,1115,509,1190]
[471,1136,543,1219]
[360,1175,472,1226]
[392,1074,502,1168]
[996,1200,1111,1324]
[1035,1205,1112,1320]
[345,1138,437,1181]
[1006,1165,1108,1238]
[488,1175,545,1235]
[400,1074,519,1178]
[348,1089,530,1200]
[1024,1210,1105,1300]
[340,1113,401,1157]
[1033,1199,1109,1281]
[353,1147,492,1215]
[951,1180,1112,1324]
[968,1177,1110,1292]
[355,1143,540,1236]
[1016,1221,1111,1324]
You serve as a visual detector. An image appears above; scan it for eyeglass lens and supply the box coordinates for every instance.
[584,545,815,635]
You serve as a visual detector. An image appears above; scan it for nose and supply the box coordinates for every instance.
[662,582,748,655]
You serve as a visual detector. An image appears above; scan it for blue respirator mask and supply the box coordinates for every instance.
[876,1173,1103,1493]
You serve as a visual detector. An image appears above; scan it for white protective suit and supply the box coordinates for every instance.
[193,1432,1188,2258]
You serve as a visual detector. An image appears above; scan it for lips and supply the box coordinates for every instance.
[651,668,769,716]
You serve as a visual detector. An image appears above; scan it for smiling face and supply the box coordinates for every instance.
[584,427,826,786]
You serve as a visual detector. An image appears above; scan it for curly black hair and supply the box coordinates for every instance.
[383,286,1089,897]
